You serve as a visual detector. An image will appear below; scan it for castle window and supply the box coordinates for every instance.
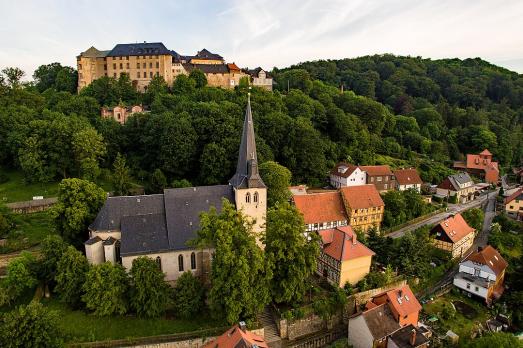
[254,192,259,203]
[246,193,251,203]
[156,256,162,271]
[156,62,159,68]
[136,62,140,69]
[142,62,146,68]
[126,63,129,69]
[119,63,123,69]
[149,62,152,68]
[191,252,196,270]
[113,63,116,69]
[113,73,117,78]
[104,64,107,70]
[150,71,153,78]
[137,72,140,78]
[178,255,184,272]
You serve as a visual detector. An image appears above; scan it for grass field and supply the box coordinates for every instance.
[41,298,225,343]
[0,169,61,203]
[0,211,55,253]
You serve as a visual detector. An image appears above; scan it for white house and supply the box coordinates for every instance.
[330,163,367,188]
[453,245,508,304]
[393,168,423,193]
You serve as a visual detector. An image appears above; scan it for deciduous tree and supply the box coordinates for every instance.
[173,271,205,319]
[259,161,292,207]
[111,153,132,196]
[55,246,89,307]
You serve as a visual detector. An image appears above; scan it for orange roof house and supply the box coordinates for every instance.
[367,285,422,327]
[204,323,268,348]
[340,185,385,232]
[430,213,476,258]
[318,226,375,287]
[393,168,423,192]
[453,149,499,183]
[293,192,348,227]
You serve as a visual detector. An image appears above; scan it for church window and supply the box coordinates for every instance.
[191,252,196,269]
[254,192,259,203]
[156,256,162,271]
[246,193,251,203]
[178,255,184,272]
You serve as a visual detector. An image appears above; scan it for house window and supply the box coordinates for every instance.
[475,286,479,292]
[178,255,184,272]
[254,192,259,203]
[191,252,196,269]
[377,176,382,182]
[466,283,470,289]
[246,193,251,203]
[384,184,388,189]
[156,256,162,271]
[474,268,480,276]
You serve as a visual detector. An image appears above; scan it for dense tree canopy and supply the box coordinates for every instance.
[55,246,89,307]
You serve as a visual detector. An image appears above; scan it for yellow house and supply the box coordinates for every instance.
[430,213,476,259]
[340,184,385,233]
[504,188,523,221]
[317,226,375,287]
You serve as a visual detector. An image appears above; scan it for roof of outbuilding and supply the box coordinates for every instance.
[107,42,172,57]
[339,185,384,210]
[394,168,423,186]
[465,245,508,276]
[319,226,375,261]
[389,324,429,348]
[293,192,348,224]
[360,304,401,340]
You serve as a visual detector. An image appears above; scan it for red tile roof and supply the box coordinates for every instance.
[394,169,423,186]
[319,226,375,261]
[227,63,241,71]
[435,213,475,243]
[331,163,360,178]
[372,285,421,319]
[465,245,508,276]
[465,154,499,172]
[203,325,268,348]
[504,188,523,205]
[361,165,393,176]
[340,185,384,210]
[479,149,492,156]
[293,192,348,224]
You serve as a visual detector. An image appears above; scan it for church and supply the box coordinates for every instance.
[84,97,267,283]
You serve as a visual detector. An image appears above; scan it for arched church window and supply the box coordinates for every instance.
[253,192,259,203]
[246,192,251,203]
[178,254,184,272]
[191,252,196,270]
[156,256,162,271]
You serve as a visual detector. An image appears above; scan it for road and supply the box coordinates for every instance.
[388,194,489,239]
[417,190,497,299]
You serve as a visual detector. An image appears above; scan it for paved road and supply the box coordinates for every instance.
[418,191,497,299]
[388,195,489,239]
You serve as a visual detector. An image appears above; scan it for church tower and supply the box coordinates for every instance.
[229,94,267,247]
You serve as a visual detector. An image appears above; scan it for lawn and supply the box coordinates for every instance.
[41,298,225,343]
[0,211,55,253]
[422,291,491,342]
[0,169,61,203]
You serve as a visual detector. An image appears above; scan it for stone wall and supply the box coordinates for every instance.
[6,197,57,214]
[277,313,343,341]
[352,279,408,306]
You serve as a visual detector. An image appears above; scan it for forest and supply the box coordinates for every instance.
[1,55,522,191]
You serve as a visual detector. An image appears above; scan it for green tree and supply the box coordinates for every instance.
[173,271,206,319]
[462,208,485,231]
[172,74,196,95]
[39,235,67,291]
[189,69,208,88]
[171,179,192,188]
[259,161,292,207]
[72,128,107,180]
[265,203,319,304]
[1,67,24,88]
[55,246,89,307]
[82,262,129,316]
[148,168,167,194]
[51,178,106,247]
[197,200,269,324]
[1,252,38,304]
[129,257,171,318]
[18,136,50,183]
[144,75,169,104]
[0,301,64,348]
[112,153,132,196]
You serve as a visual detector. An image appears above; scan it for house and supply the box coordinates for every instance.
[101,105,144,124]
[85,98,267,283]
[512,167,523,184]
[317,226,375,287]
[361,165,396,192]
[393,169,423,192]
[453,245,508,305]
[330,163,367,188]
[436,172,476,203]
[203,322,268,348]
[348,285,424,348]
[504,187,523,221]
[367,285,422,328]
[340,185,385,233]
[387,325,430,348]
[430,213,476,259]
[292,191,348,233]
[453,149,499,184]
[247,67,273,91]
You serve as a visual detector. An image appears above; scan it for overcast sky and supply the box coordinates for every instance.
[1,0,523,79]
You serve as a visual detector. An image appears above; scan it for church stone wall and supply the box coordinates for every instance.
[85,240,105,265]
[234,187,267,247]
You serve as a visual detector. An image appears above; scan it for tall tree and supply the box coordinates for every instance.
[265,203,319,304]
[197,200,269,324]
[1,252,38,305]
[55,246,89,307]
[189,69,208,88]
[173,271,206,319]
[72,128,107,180]
[259,161,292,207]
[129,257,171,318]
[111,153,132,196]
[1,67,24,88]
[51,178,106,247]
[82,262,129,316]
[39,235,67,292]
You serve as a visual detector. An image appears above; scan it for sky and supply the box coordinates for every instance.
[1,0,523,79]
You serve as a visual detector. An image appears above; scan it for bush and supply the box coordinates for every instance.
[173,271,205,319]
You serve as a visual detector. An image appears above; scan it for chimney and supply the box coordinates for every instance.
[410,328,417,346]
[239,321,247,332]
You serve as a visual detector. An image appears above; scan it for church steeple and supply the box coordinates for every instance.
[229,93,266,189]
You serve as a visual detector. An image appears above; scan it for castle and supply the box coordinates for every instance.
[77,42,272,92]
[84,96,266,282]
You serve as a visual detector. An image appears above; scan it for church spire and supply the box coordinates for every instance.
[229,93,266,189]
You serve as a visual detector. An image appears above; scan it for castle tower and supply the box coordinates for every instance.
[229,94,267,247]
